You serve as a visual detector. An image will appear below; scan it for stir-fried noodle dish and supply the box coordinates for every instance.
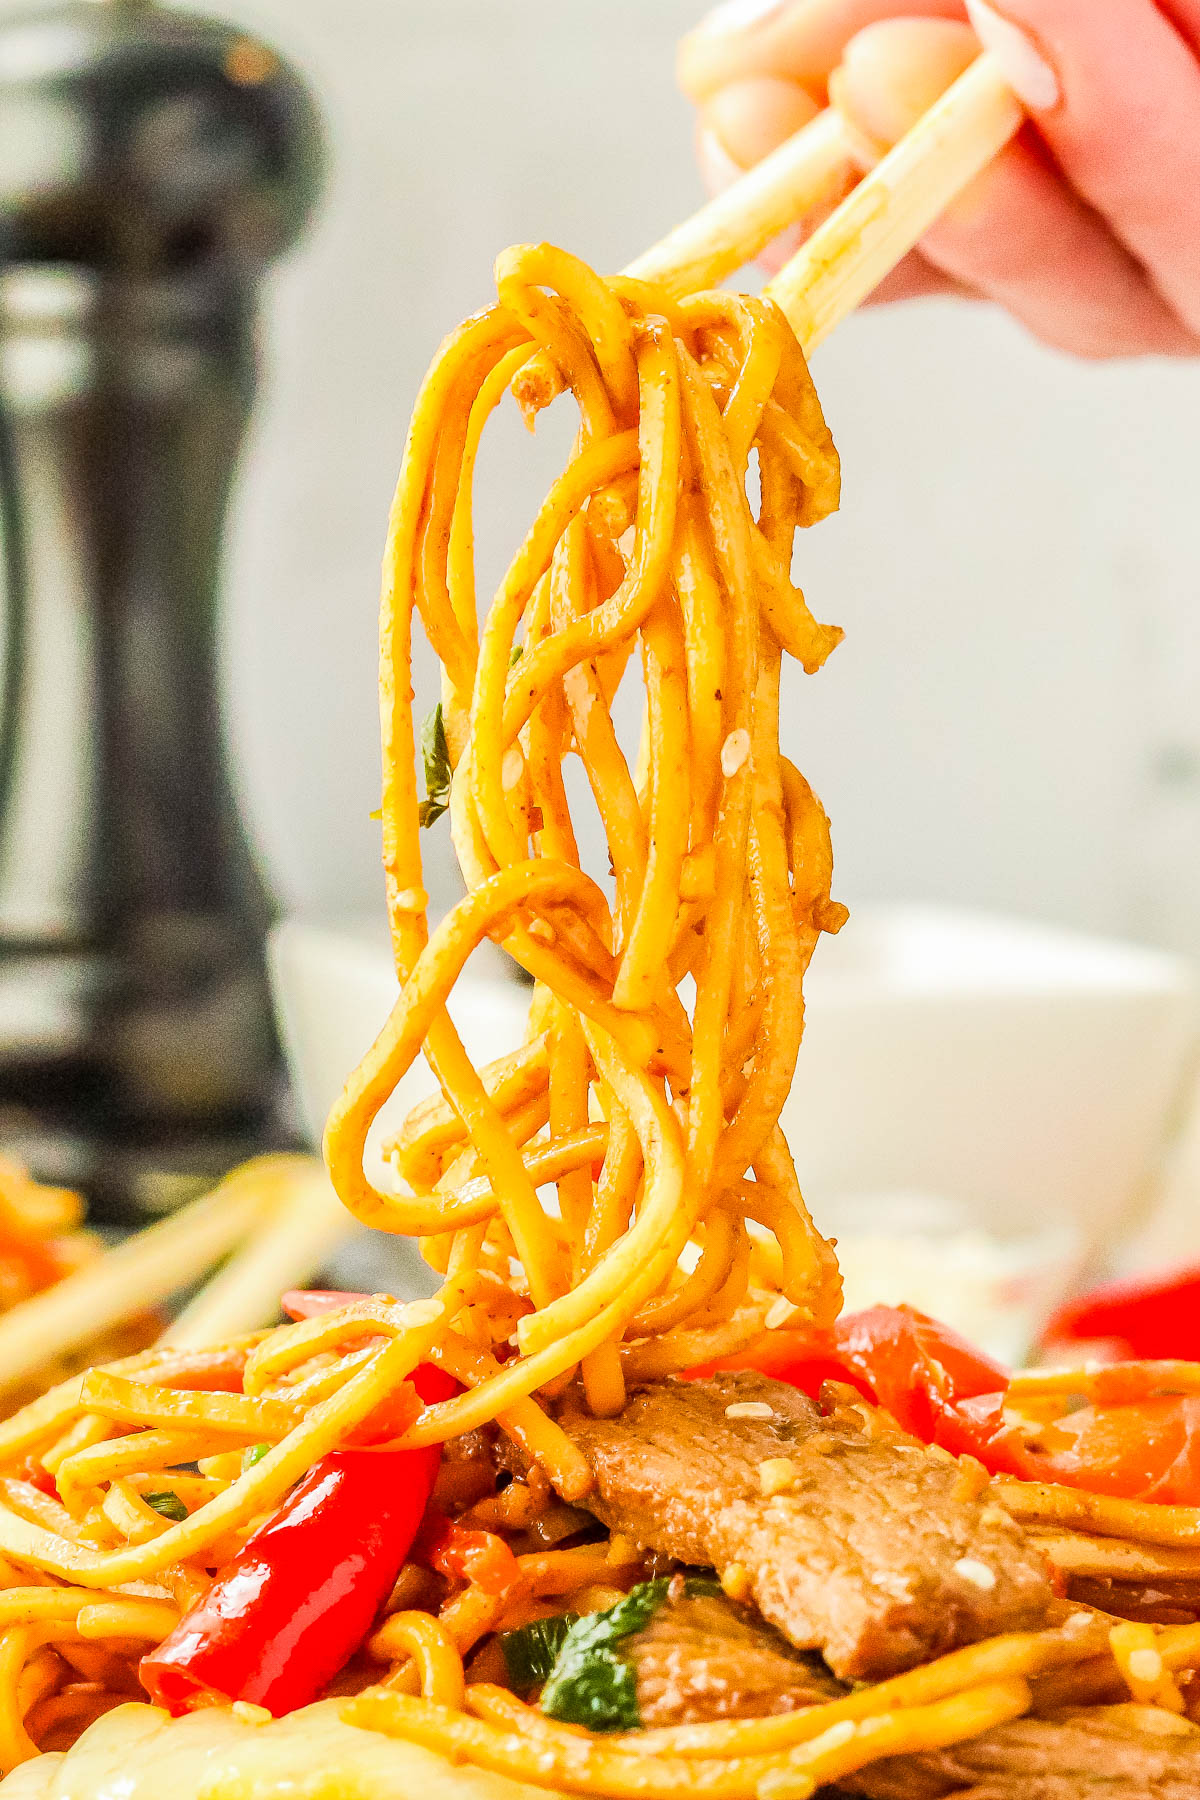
[0,249,1197,1800]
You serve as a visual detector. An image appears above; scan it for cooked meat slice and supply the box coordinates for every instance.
[841,1712,1200,1799]
[558,1372,1054,1681]
[629,1583,843,1727]
[1066,1575,1200,1627]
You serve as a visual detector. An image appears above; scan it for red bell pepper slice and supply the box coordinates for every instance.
[140,1362,458,1717]
[416,1512,523,1595]
[692,1306,1020,1467]
[701,1303,1200,1505]
[1041,1264,1200,1365]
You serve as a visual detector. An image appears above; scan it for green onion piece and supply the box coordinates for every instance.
[144,1491,188,1522]
[242,1443,269,1471]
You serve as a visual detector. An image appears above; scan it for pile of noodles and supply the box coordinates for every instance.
[0,1162,154,1415]
[0,249,1195,1791]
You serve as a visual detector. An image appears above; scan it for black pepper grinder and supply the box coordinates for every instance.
[0,0,325,1217]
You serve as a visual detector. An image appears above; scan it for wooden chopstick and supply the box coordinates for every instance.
[161,1159,354,1349]
[766,53,1023,350]
[626,105,855,296]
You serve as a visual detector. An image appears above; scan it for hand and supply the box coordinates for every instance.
[678,0,1200,358]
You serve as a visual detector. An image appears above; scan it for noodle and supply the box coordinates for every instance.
[323,245,845,1447]
[0,245,1190,1799]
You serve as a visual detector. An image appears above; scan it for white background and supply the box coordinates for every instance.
[58,0,1200,952]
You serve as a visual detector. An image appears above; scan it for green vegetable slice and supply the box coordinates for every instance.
[242,1443,269,1471]
[499,1613,578,1693]
[418,703,452,828]
[143,1491,188,1522]
[539,1575,719,1733]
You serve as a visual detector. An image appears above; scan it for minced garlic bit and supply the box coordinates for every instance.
[720,1562,753,1602]
[759,1457,798,1497]
[765,1296,801,1331]
[1127,1647,1164,1684]
[980,1503,1013,1530]
[720,727,751,777]
[726,1400,775,1421]
[953,1557,998,1590]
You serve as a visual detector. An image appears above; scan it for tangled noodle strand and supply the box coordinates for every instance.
[324,244,848,1447]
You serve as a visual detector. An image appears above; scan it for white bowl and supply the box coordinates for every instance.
[270,905,1197,1340]
[789,905,1196,1250]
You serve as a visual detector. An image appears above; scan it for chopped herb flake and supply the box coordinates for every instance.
[540,1577,718,1732]
[500,1613,578,1693]
[418,703,452,828]
[144,1491,188,1522]
[242,1443,269,1471]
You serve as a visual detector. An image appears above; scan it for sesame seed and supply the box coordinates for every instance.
[759,1457,797,1497]
[765,1296,800,1331]
[726,1401,774,1420]
[953,1558,998,1590]
[1128,1647,1163,1684]
[720,728,751,777]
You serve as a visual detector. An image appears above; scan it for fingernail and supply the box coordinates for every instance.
[965,1,1060,109]
[697,126,748,193]
[693,0,785,38]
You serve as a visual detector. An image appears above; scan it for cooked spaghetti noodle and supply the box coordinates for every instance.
[0,248,1193,1799]
[323,243,848,1445]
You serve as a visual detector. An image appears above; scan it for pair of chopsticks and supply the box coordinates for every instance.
[0,1154,352,1399]
[628,50,1022,349]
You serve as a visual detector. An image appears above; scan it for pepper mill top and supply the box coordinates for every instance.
[0,0,325,279]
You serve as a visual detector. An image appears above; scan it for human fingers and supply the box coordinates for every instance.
[965,0,1200,334]
[694,20,967,294]
[678,0,966,105]
[834,18,1200,356]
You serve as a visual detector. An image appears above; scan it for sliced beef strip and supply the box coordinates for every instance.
[837,1712,1200,1800]
[630,1583,843,1727]
[557,1372,1054,1682]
